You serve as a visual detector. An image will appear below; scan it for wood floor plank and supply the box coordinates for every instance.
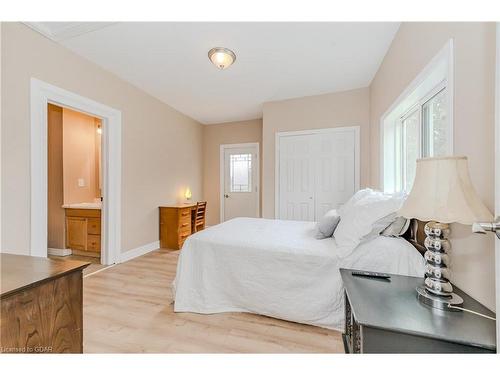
[49,254,107,276]
[83,249,344,353]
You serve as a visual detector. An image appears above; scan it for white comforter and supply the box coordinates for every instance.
[173,217,425,331]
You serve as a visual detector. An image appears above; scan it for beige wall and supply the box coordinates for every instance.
[47,104,65,249]
[202,119,263,225]
[1,22,496,309]
[1,22,203,254]
[262,88,370,218]
[62,107,100,205]
[369,22,496,310]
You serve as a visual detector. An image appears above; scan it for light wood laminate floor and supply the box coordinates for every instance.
[83,249,344,353]
[49,254,107,276]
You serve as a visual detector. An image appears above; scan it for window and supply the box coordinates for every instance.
[382,40,453,193]
[423,88,448,157]
[230,153,252,192]
[395,85,448,192]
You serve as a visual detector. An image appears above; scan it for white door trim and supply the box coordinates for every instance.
[494,22,500,348]
[274,126,361,218]
[0,23,2,251]
[219,142,260,223]
[30,78,121,265]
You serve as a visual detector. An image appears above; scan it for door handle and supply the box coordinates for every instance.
[473,216,500,239]
[225,194,230,198]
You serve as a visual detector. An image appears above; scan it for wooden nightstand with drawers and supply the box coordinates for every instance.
[159,205,196,250]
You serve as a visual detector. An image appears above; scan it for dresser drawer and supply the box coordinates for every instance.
[178,208,191,220]
[65,208,101,218]
[87,235,101,251]
[178,216,191,230]
[87,218,101,235]
[178,232,190,248]
[178,226,191,237]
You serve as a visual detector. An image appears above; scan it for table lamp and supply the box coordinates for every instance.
[398,156,493,310]
[184,187,192,203]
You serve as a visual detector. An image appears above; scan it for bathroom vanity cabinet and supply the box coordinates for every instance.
[65,208,101,257]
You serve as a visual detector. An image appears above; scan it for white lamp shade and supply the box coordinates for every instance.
[399,156,493,225]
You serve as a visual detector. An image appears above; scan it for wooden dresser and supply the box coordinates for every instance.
[65,208,101,257]
[0,254,89,353]
[159,204,196,250]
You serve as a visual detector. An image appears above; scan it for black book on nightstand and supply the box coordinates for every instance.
[340,268,496,353]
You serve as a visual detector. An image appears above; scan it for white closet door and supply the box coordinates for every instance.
[278,134,316,221]
[278,128,357,221]
[314,130,356,218]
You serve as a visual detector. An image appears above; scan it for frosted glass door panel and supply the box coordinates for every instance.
[223,146,259,221]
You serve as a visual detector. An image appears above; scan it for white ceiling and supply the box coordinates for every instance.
[28,22,400,124]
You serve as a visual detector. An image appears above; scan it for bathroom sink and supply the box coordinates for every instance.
[62,202,102,209]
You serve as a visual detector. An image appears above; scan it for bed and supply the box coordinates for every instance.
[173,217,425,331]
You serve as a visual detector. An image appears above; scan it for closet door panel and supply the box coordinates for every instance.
[314,131,356,219]
[278,129,357,222]
[278,135,315,221]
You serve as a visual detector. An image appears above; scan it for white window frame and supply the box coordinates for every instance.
[398,104,421,192]
[380,39,454,193]
[421,83,448,157]
[395,80,447,192]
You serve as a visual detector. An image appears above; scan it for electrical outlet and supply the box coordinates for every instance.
[78,178,85,187]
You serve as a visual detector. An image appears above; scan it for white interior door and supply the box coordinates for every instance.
[315,130,356,218]
[222,144,259,222]
[278,134,316,221]
[277,128,358,221]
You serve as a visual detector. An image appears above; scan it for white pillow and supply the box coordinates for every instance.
[334,190,406,257]
[361,212,398,242]
[338,188,373,216]
[381,216,411,237]
[315,209,341,239]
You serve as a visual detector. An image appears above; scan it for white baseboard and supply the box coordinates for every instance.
[48,248,72,256]
[119,240,159,263]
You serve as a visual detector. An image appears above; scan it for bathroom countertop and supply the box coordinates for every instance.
[62,202,102,210]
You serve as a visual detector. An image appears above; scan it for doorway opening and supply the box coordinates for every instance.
[219,143,260,222]
[47,103,105,267]
[30,78,121,265]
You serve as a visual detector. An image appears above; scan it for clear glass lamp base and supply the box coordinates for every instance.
[416,285,464,311]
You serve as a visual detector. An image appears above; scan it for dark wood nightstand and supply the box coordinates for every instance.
[340,268,496,353]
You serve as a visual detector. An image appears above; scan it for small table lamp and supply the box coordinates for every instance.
[399,156,493,310]
[184,187,192,204]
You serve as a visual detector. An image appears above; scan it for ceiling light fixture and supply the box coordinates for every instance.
[208,47,236,70]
